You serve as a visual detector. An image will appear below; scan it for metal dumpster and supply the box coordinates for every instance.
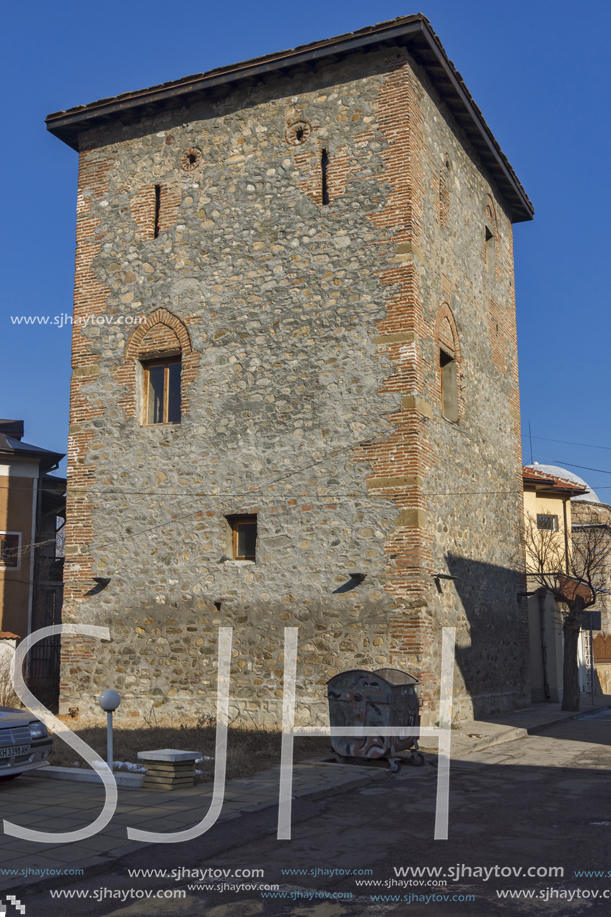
[327,668,423,771]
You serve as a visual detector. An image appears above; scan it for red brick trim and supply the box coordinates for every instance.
[437,154,451,227]
[125,307,193,359]
[355,63,435,709]
[130,185,181,240]
[295,144,350,205]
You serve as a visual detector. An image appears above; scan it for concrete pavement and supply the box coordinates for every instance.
[0,760,386,894]
[16,708,611,917]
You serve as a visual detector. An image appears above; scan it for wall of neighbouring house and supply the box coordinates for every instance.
[527,589,564,704]
[571,499,611,636]
[593,634,611,695]
[523,488,573,534]
[523,488,569,704]
[0,460,38,638]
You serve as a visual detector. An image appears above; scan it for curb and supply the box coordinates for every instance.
[457,726,528,755]
[527,703,611,733]
[454,703,611,756]
[35,766,144,788]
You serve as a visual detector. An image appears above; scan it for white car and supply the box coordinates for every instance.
[0,706,53,781]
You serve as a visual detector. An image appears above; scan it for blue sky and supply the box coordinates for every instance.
[1,0,610,493]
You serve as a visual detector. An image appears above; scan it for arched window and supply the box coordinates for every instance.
[125,308,193,426]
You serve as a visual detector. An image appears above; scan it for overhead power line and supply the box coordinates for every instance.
[529,453,611,478]
[524,433,611,453]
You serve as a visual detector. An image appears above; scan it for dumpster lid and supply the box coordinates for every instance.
[374,668,419,685]
[327,668,420,690]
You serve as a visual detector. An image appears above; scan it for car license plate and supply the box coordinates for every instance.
[0,744,30,759]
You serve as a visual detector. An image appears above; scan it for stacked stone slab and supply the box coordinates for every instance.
[138,749,199,790]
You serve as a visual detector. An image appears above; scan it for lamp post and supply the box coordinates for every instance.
[98,690,121,771]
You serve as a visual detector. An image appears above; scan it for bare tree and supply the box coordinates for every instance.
[523,513,610,712]
[0,652,19,708]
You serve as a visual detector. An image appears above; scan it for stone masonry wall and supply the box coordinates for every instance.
[61,43,529,726]
[403,57,529,719]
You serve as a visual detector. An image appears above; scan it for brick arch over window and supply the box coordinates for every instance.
[116,308,198,421]
[435,303,461,422]
[435,303,460,361]
[126,308,192,360]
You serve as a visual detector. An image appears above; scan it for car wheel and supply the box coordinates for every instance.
[0,775,18,782]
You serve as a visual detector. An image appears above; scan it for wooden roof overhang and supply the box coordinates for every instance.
[45,14,533,223]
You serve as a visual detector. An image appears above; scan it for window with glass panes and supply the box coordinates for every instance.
[0,533,20,568]
[537,514,559,532]
[143,358,181,424]
[227,515,257,561]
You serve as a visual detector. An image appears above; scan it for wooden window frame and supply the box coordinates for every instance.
[537,514,559,532]
[0,532,21,570]
[142,356,181,426]
[226,514,257,562]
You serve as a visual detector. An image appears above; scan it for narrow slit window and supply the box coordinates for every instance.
[143,357,181,425]
[154,185,161,239]
[227,515,257,561]
[485,225,495,273]
[440,348,458,423]
[321,149,329,206]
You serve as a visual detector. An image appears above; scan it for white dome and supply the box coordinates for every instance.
[526,463,600,503]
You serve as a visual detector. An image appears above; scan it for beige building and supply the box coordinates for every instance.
[523,463,605,703]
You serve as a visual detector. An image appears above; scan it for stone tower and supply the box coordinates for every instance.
[47,15,533,725]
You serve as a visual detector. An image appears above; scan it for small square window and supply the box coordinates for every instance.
[226,514,257,561]
[142,357,181,425]
[0,533,20,568]
[537,514,559,532]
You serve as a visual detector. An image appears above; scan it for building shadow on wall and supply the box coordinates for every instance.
[444,553,527,721]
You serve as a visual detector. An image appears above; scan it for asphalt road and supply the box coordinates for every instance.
[18,711,611,916]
